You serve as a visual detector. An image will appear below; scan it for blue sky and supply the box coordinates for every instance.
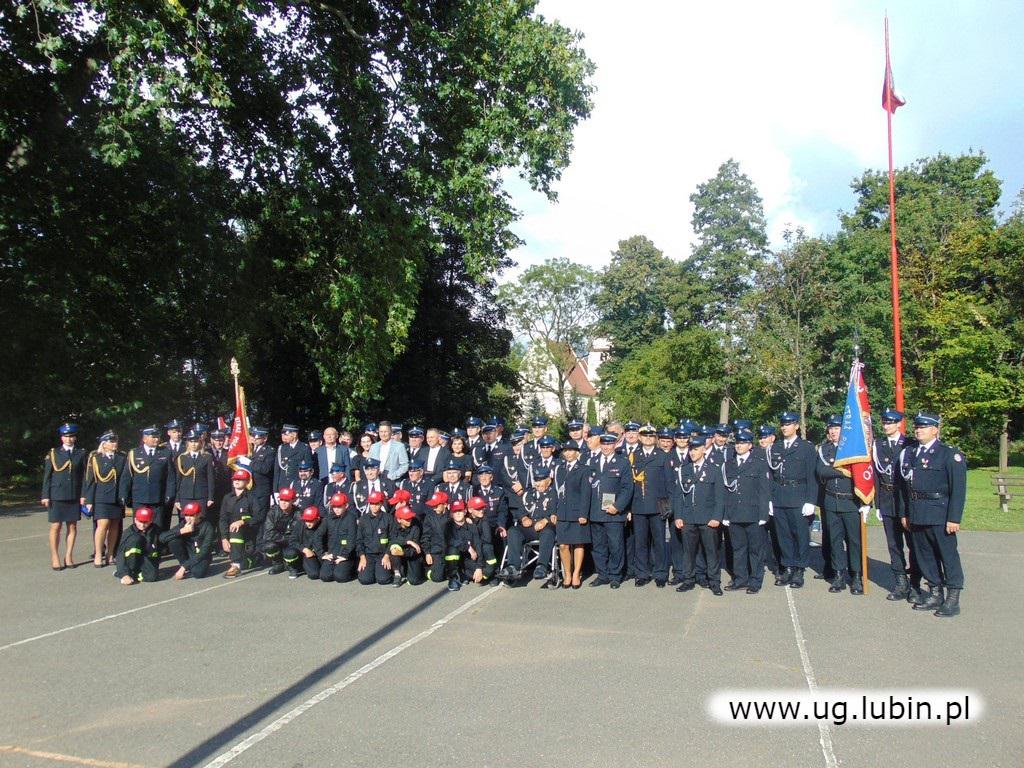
[504,0,1024,274]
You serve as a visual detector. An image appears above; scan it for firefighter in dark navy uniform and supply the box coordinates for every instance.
[41,423,88,570]
[588,433,634,589]
[628,424,669,587]
[119,425,176,532]
[816,415,865,595]
[767,411,817,589]
[721,430,771,593]
[82,430,126,568]
[174,430,216,521]
[273,424,313,491]
[873,409,920,602]
[901,411,967,618]
[673,438,725,595]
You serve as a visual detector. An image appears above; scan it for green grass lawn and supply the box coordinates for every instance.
[962,465,1024,531]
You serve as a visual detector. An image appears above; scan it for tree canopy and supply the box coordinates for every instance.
[0,0,594,474]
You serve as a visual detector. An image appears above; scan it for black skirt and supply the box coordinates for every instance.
[556,518,591,545]
[92,502,125,520]
[48,500,81,523]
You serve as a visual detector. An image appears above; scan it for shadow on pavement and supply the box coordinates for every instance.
[167,585,451,768]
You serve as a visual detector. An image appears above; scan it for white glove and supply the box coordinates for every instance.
[801,503,816,517]
[758,520,767,526]
[722,519,730,527]
[768,501,774,517]
[875,509,882,522]
[859,505,870,523]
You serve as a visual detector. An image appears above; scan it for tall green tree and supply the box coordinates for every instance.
[498,257,598,418]
[683,158,769,320]
[594,235,677,386]
[0,0,594,472]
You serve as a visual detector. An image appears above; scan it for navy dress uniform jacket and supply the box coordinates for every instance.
[589,453,634,523]
[768,437,817,508]
[900,441,967,525]
[721,455,771,524]
[119,447,176,507]
[672,461,724,524]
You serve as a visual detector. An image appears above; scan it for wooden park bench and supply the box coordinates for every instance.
[991,474,1024,514]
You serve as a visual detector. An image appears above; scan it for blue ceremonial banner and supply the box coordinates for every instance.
[834,361,875,504]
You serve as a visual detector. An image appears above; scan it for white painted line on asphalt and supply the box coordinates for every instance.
[786,588,838,768]
[0,572,263,653]
[202,585,504,768]
[0,533,47,543]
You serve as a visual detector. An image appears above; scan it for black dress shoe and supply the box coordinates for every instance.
[635,577,651,587]
[724,581,746,591]
[655,579,666,588]
[746,586,761,594]
[610,581,621,589]
[590,577,609,587]
[668,576,683,586]
[710,584,723,596]
[849,576,864,595]
[675,582,695,592]
[789,568,805,589]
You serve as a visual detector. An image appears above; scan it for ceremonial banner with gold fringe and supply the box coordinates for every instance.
[227,358,251,471]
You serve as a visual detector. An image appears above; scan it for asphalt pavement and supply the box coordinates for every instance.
[0,506,1020,768]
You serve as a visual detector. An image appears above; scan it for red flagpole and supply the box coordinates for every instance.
[884,15,906,430]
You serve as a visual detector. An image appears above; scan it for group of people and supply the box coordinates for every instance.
[40,408,967,617]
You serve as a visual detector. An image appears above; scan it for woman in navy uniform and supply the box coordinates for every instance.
[721,430,771,593]
[555,443,592,589]
[900,411,967,618]
[83,430,126,568]
[41,423,87,570]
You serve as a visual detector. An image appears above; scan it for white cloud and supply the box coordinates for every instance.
[505,0,890,277]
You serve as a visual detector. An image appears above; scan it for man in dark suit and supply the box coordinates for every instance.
[315,426,350,484]
[422,428,451,484]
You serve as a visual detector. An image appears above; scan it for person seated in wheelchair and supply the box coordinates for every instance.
[498,467,558,583]
[444,499,484,591]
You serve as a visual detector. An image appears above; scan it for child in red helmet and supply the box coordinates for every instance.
[260,487,299,575]
[320,492,357,583]
[160,501,216,579]
[356,491,395,585]
[114,507,161,584]
[220,469,254,578]
[286,505,324,579]
[420,491,450,583]
[388,504,423,586]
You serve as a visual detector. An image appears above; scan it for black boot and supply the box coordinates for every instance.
[906,578,923,604]
[913,584,944,610]
[934,587,961,617]
[886,573,909,601]
[849,573,864,595]
[788,568,805,589]
[775,567,793,587]
[828,571,847,593]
